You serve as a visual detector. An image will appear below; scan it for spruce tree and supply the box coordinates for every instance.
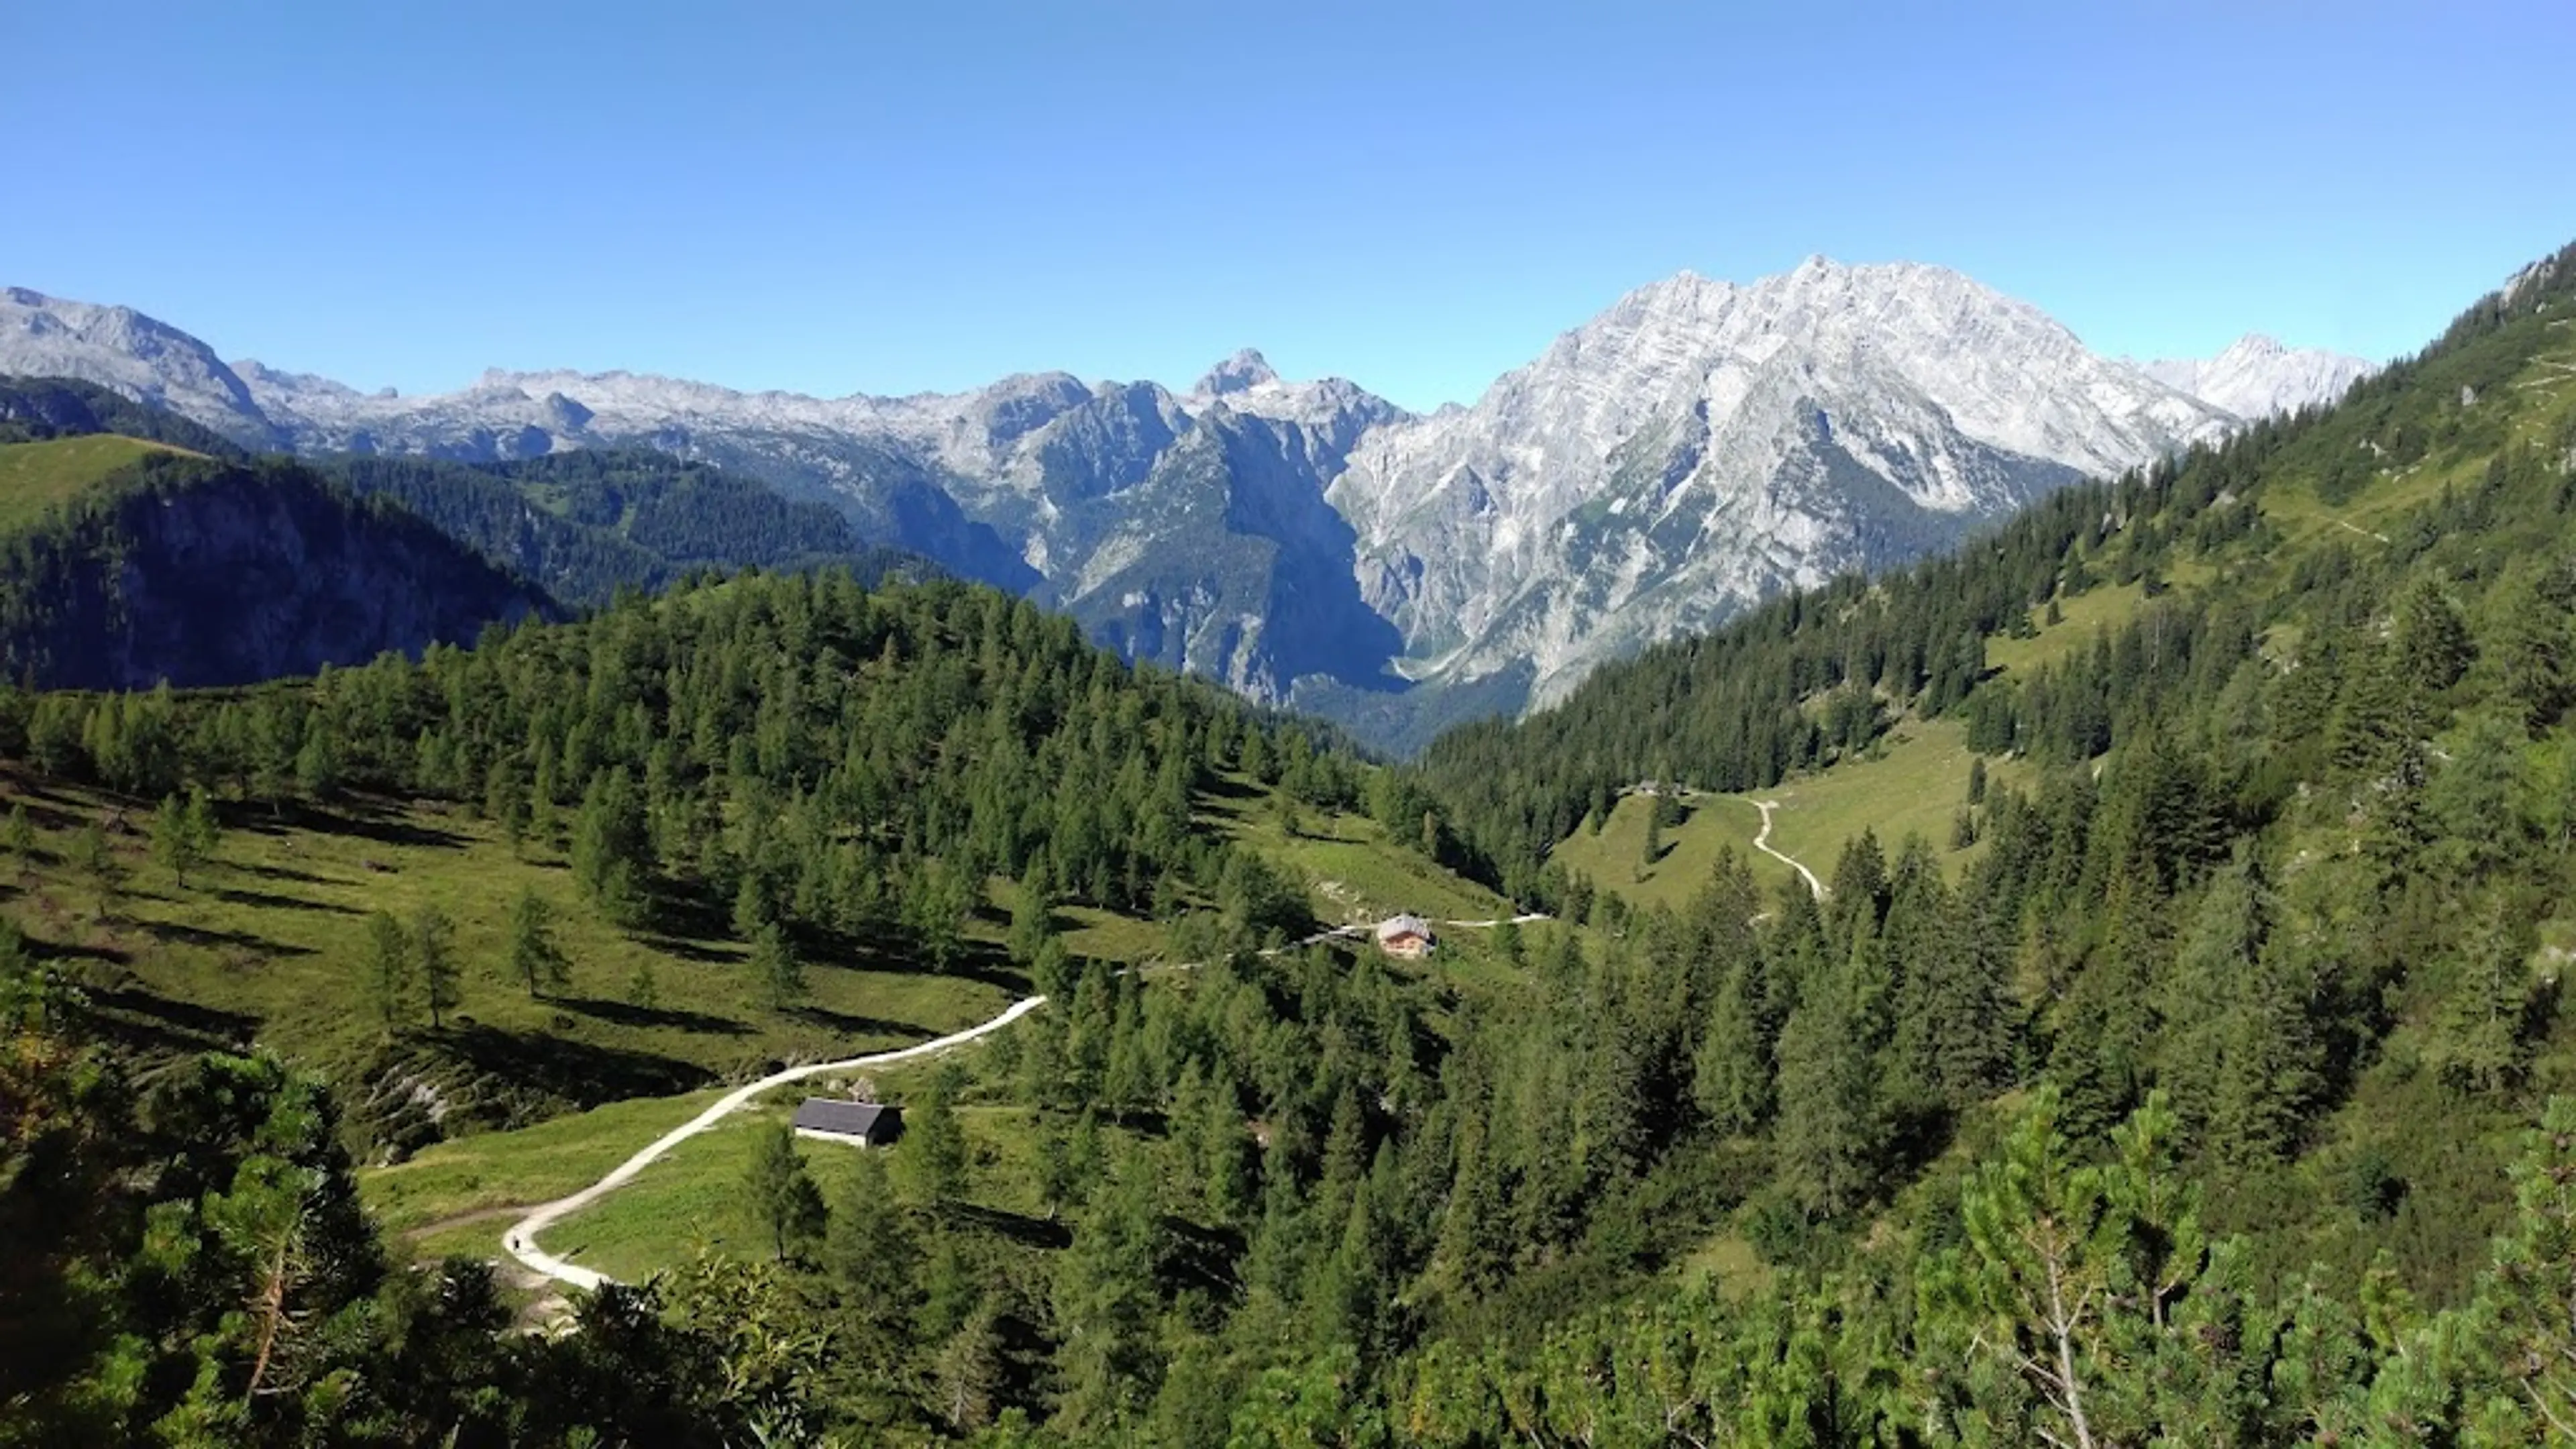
[1693,957,1774,1135]
[150,794,201,888]
[753,922,803,1009]
[2395,576,2474,699]
[747,1116,826,1263]
[509,886,572,998]
[69,823,120,920]
[932,1291,1008,1432]
[0,803,32,880]
[415,905,460,1029]
[1773,966,1880,1219]
[2430,900,2535,1093]
[182,785,220,867]
[1051,1149,1163,1430]
[901,1070,969,1205]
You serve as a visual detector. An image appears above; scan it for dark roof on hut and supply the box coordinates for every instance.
[793,1099,894,1137]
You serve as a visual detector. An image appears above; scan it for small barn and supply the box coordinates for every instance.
[792,1099,900,1148]
[1375,914,1436,959]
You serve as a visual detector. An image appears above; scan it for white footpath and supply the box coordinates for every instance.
[500,994,1049,1291]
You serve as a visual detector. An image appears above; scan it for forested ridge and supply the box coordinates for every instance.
[11,242,2576,1444]
[0,449,551,691]
[312,448,920,606]
[0,375,250,456]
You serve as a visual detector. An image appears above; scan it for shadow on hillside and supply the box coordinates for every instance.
[81,984,260,1055]
[431,1023,714,1110]
[1159,1216,1246,1299]
[234,861,341,888]
[28,933,131,967]
[784,1003,930,1040]
[1195,773,1264,806]
[557,995,751,1036]
[215,885,360,916]
[239,799,468,851]
[634,932,742,966]
[136,918,317,958]
[932,1201,1072,1250]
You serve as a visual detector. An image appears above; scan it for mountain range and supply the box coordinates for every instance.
[0,268,2370,748]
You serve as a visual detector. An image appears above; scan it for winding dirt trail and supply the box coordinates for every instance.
[501,898,1550,1292]
[1751,800,1827,899]
[501,995,1048,1292]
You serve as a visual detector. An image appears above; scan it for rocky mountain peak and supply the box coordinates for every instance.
[1194,348,1279,396]
[1,258,2380,749]
[2141,333,2374,419]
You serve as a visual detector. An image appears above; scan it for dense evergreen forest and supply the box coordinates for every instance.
[312,449,920,606]
[0,376,251,455]
[10,243,2576,1444]
[0,450,551,691]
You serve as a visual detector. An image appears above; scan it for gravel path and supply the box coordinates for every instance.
[1752,800,1827,898]
[500,994,1048,1291]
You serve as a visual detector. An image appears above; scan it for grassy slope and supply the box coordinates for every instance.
[368,1087,727,1252]
[1559,718,2029,906]
[0,434,195,532]
[356,777,1535,1271]
[1739,717,2029,884]
[2,772,1017,1108]
[1200,774,1515,926]
[1554,793,1793,906]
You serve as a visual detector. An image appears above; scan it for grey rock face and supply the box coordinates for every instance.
[2139,333,2373,421]
[1,264,2349,742]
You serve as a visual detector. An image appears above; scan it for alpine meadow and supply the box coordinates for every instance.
[8,7,2576,1443]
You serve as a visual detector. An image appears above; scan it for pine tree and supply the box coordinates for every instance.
[2430,900,2535,1093]
[1035,1114,1078,1220]
[1693,957,1774,1135]
[731,871,773,942]
[932,1291,1008,1432]
[0,803,32,880]
[182,784,220,867]
[901,1070,969,1205]
[2471,1097,2576,1440]
[1052,1149,1164,1430]
[415,905,460,1030]
[625,960,659,1012]
[2395,576,2474,700]
[484,762,527,854]
[293,722,339,802]
[69,822,120,920]
[508,886,572,998]
[747,1116,826,1263]
[150,793,201,888]
[366,910,413,1029]
[825,1144,922,1353]
[752,922,803,1009]
[1008,875,1059,967]
[1773,965,1880,1219]
[571,766,649,922]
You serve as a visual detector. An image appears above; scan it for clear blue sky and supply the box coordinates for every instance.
[8,1,2571,411]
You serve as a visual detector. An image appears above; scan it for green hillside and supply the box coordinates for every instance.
[0,432,196,531]
[2,769,1014,1141]
[17,248,2576,1446]
[0,449,550,691]
[315,448,920,606]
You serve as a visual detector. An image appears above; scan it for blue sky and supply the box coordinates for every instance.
[8,1,2571,411]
